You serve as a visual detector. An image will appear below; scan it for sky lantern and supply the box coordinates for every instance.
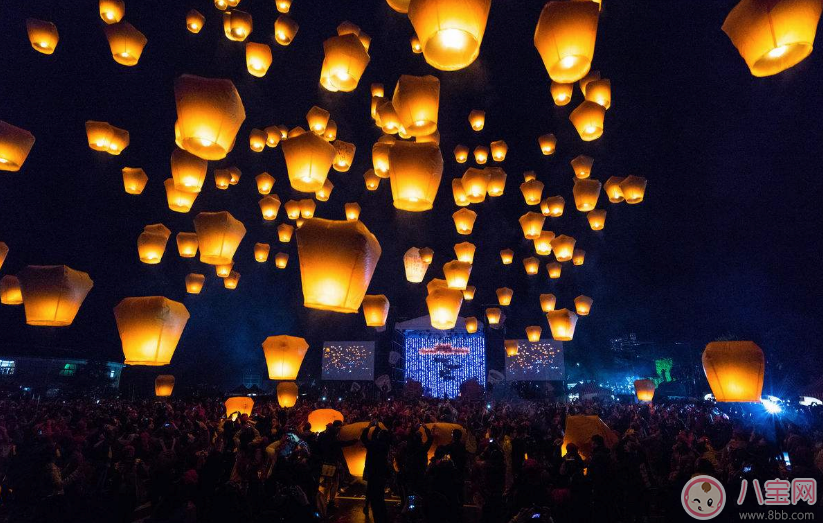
[520,179,544,206]
[225,397,254,419]
[215,0,228,10]
[275,252,289,268]
[411,34,423,53]
[534,1,599,83]
[486,167,507,197]
[104,22,147,66]
[462,285,476,300]
[277,224,294,243]
[490,140,508,162]
[245,43,272,77]
[538,133,557,155]
[500,249,514,265]
[389,142,443,211]
[276,381,298,408]
[634,379,656,402]
[723,0,822,77]
[572,249,586,265]
[223,271,240,289]
[468,109,486,131]
[462,168,491,203]
[404,247,430,283]
[420,247,434,264]
[473,146,489,164]
[443,260,472,290]
[276,0,292,13]
[288,125,307,138]
[551,235,576,262]
[320,34,371,92]
[604,176,625,203]
[496,287,513,306]
[229,167,242,185]
[547,308,578,340]
[255,173,275,195]
[306,106,330,134]
[426,279,463,329]
[519,212,545,240]
[345,203,361,221]
[254,243,270,263]
[194,211,246,265]
[392,75,440,137]
[186,10,205,33]
[587,209,606,230]
[296,219,381,313]
[17,266,92,326]
[540,293,557,312]
[371,83,385,97]
[0,121,34,172]
[174,75,245,161]
[465,316,478,333]
[362,295,390,327]
[262,335,309,380]
[214,169,231,190]
[315,179,334,201]
[407,0,492,71]
[387,0,412,12]
[278,125,289,139]
[573,178,601,211]
[523,257,540,275]
[373,141,392,178]
[299,199,316,219]
[275,15,299,45]
[122,168,148,195]
[376,101,402,134]
[85,121,129,155]
[170,149,207,193]
[504,340,519,356]
[571,155,593,179]
[332,140,356,172]
[284,201,300,220]
[454,144,470,163]
[550,81,573,105]
[579,70,600,92]
[282,132,336,193]
[534,230,555,256]
[176,232,199,258]
[222,10,252,41]
[138,224,171,264]
[585,78,611,109]
[215,262,234,278]
[249,129,267,152]
[0,243,6,270]
[324,120,338,141]
[702,341,765,402]
[1,275,23,306]
[99,0,125,23]
[185,274,205,294]
[26,19,59,55]
[619,175,648,204]
[258,195,281,221]
[574,294,593,316]
[164,179,198,213]
[452,208,477,235]
[526,326,542,342]
[452,179,470,206]
[547,261,562,279]
[309,409,344,433]
[485,307,502,326]
[541,195,565,217]
[114,296,190,365]
[523,170,537,182]
[569,101,605,141]
[155,375,175,397]
[264,127,281,148]
[454,242,476,263]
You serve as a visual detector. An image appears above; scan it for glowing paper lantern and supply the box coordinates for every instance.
[411,34,423,53]
[452,208,477,235]
[505,340,518,356]
[114,296,190,365]
[519,212,545,240]
[225,397,254,418]
[485,307,502,326]
[572,249,585,265]
[452,179,470,206]
[619,175,647,204]
[523,257,540,275]
[473,146,489,164]
[550,82,573,105]
[186,10,205,33]
[526,326,542,342]
[282,132,336,193]
[284,201,300,220]
[551,235,576,262]
[420,247,434,264]
[407,0,492,71]
[215,0,228,10]
[104,22,146,66]
[122,168,148,195]
[392,75,440,137]
[276,0,292,13]
[579,69,600,93]
[376,102,402,134]
[255,173,275,195]
[26,19,59,55]
[320,34,370,92]
[573,178,601,211]
[213,169,231,190]
[225,271,240,289]
[100,0,125,23]
[258,195,281,221]
[574,295,593,315]
[722,0,822,77]
[538,133,557,155]
[194,211,246,265]
[546,261,562,279]
[534,1,599,83]
[702,341,765,402]
[176,232,199,258]
[372,141,392,178]
[443,260,472,290]
[0,121,34,172]
[138,224,171,264]
[299,199,316,219]
[426,279,463,329]
[306,106,331,135]
[278,224,294,242]
[520,179,544,206]
[0,243,6,270]
[222,10,252,41]
[388,141,443,211]
[165,179,198,213]
[463,285,476,300]
[496,287,513,306]
[587,209,606,230]
[215,262,234,278]
[603,176,625,203]
[246,43,272,77]
[85,121,128,155]
[454,242,476,263]
[584,78,611,109]
[371,83,385,97]
[174,75,246,161]
[469,110,486,131]
[523,171,537,182]
[332,140,356,172]
[277,381,298,408]
[562,415,617,459]
[570,155,593,179]
[262,335,309,380]
[17,266,92,326]
[155,375,175,397]
[547,308,578,341]
[168,150,205,194]
[486,167,507,197]
[185,273,205,294]
[296,219,381,313]
[254,243,270,262]
[569,101,605,141]
[402,247,429,283]
[462,168,491,203]
[362,294,390,327]
[344,203,361,221]
[534,231,555,256]
[541,195,565,217]
[465,316,478,333]
[0,275,23,305]
[540,293,557,312]
[490,140,508,162]
[634,379,655,402]
[454,144,469,163]
[275,252,289,268]
[500,249,514,265]
[309,409,344,433]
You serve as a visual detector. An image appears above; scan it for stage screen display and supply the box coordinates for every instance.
[322,341,375,381]
[506,340,565,381]
[404,331,486,398]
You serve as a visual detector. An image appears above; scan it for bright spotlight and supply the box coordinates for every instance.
[762,398,782,414]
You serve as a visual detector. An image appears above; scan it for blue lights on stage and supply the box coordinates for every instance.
[403,330,486,398]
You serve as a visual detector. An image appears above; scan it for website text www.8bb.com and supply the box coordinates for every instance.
[738,510,815,520]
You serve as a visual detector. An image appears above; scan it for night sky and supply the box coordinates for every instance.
[1,1,821,392]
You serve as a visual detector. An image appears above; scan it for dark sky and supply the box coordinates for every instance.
[1,1,821,391]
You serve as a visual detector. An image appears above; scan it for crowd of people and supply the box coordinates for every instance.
[0,392,821,523]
